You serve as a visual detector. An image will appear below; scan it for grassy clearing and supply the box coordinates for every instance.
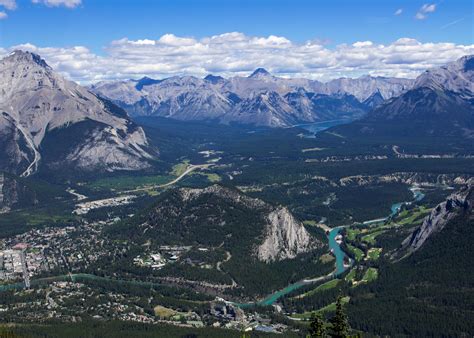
[362,268,378,282]
[397,206,431,225]
[367,248,382,261]
[319,253,335,264]
[197,172,221,183]
[345,228,361,241]
[345,268,356,282]
[154,305,177,318]
[347,244,364,261]
[303,220,318,226]
[296,279,341,299]
[361,230,386,245]
[87,175,171,192]
[318,296,350,314]
[171,160,190,177]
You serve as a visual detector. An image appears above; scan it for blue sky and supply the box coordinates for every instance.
[0,0,472,82]
[1,0,472,52]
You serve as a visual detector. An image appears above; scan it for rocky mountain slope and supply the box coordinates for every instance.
[0,51,157,176]
[373,55,473,123]
[91,68,412,127]
[116,184,319,262]
[0,172,67,213]
[329,55,474,140]
[106,184,331,296]
[402,183,473,253]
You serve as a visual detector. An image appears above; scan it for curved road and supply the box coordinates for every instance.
[123,163,212,194]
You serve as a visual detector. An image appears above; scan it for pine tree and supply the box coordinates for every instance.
[309,312,326,337]
[329,296,349,338]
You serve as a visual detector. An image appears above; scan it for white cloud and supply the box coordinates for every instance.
[5,33,473,84]
[0,10,7,19]
[394,8,403,16]
[0,0,16,10]
[31,0,81,8]
[415,3,436,20]
[352,41,373,48]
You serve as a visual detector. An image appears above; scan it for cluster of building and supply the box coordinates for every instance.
[73,195,136,215]
[133,246,192,270]
[0,244,28,285]
[0,221,125,285]
[210,300,287,333]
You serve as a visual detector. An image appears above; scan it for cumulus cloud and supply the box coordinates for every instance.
[31,0,81,8]
[394,8,403,16]
[415,3,436,20]
[0,0,16,10]
[5,33,473,84]
[0,10,7,19]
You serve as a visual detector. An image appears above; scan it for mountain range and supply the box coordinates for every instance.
[91,67,413,127]
[0,51,157,177]
[0,51,472,178]
[340,54,474,139]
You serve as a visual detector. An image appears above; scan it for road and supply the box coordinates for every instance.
[123,163,212,194]
[158,164,212,188]
[19,250,30,289]
[216,250,237,287]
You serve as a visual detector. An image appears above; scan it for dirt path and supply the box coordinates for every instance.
[216,250,237,287]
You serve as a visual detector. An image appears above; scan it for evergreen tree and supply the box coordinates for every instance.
[309,312,326,337]
[329,296,349,338]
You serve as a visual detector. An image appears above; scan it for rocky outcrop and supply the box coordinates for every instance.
[256,207,318,262]
[180,184,266,209]
[338,172,473,187]
[151,185,320,263]
[402,185,473,253]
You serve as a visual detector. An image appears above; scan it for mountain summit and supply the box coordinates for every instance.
[249,68,272,78]
[414,54,474,96]
[332,55,474,140]
[0,51,156,176]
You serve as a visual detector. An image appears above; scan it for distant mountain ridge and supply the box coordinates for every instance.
[91,68,413,127]
[0,51,157,176]
[330,55,474,140]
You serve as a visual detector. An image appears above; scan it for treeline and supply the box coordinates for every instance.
[346,214,474,336]
[3,320,282,338]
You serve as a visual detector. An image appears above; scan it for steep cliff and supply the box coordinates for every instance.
[402,184,473,253]
[256,207,317,262]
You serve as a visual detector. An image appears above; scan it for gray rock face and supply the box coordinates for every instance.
[180,184,266,209]
[339,172,473,187]
[403,184,473,253]
[0,51,156,176]
[178,185,319,262]
[257,207,317,262]
[364,55,474,139]
[414,55,474,97]
[91,67,413,127]
[324,76,413,101]
[0,173,18,213]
